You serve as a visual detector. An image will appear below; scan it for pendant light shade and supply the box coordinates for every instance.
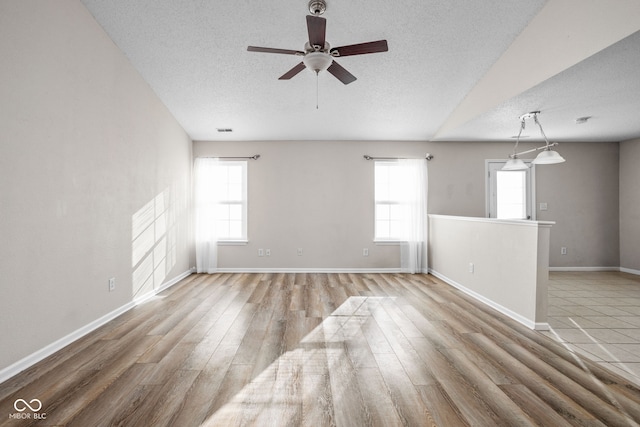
[532,148,565,164]
[502,157,529,170]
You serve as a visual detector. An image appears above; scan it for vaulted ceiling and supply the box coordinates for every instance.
[80,0,640,143]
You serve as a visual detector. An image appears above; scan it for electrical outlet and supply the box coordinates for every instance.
[258,249,264,257]
[108,277,115,292]
[469,263,474,273]
[561,247,567,255]
[297,248,303,256]
[363,248,369,257]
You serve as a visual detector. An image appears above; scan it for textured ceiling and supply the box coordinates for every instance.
[80,0,640,142]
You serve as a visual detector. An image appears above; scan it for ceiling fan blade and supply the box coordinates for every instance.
[306,15,326,47]
[279,62,306,80]
[247,46,304,55]
[327,61,356,85]
[330,40,388,57]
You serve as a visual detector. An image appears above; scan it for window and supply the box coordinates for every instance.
[373,159,428,273]
[374,161,410,241]
[211,161,247,241]
[486,160,535,220]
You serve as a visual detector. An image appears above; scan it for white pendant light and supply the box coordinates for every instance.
[531,112,565,164]
[503,111,565,169]
[502,157,529,170]
[532,148,565,164]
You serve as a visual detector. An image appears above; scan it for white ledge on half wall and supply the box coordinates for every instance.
[428,214,555,228]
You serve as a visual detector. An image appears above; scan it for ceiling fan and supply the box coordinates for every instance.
[247,0,388,85]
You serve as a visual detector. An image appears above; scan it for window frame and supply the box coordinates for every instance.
[485,159,536,220]
[374,160,408,243]
[212,160,248,243]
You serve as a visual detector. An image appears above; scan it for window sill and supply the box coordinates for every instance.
[218,240,248,246]
[374,240,403,245]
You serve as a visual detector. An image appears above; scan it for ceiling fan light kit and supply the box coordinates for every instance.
[303,51,332,73]
[502,111,566,171]
[247,0,388,86]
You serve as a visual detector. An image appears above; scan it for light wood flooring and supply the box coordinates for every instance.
[1,272,640,426]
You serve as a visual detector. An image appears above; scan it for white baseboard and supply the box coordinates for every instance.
[0,301,135,385]
[215,267,404,273]
[620,267,640,276]
[428,269,549,331]
[548,266,640,277]
[133,269,193,305]
[549,266,620,272]
[0,269,193,385]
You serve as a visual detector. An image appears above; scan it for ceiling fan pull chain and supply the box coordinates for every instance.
[316,71,319,109]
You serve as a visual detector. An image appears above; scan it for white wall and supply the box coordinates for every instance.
[193,140,434,270]
[195,139,618,271]
[429,215,552,329]
[0,1,193,374]
[620,138,640,272]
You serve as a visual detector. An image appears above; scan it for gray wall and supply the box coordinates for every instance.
[193,140,421,269]
[195,139,621,270]
[0,1,193,372]
[620,138,640,271]
[536,142,620,268]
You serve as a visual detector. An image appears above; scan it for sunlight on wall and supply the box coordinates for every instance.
[131,186,179,299]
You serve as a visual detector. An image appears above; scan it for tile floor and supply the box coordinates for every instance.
[541,271,640,386]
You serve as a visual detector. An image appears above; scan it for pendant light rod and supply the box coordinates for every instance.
[503,111,565,170]
[510,117,526,158]
[506,111,564,161]
[509,141,559,159]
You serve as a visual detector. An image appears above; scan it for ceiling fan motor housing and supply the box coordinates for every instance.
[308,0,326,15]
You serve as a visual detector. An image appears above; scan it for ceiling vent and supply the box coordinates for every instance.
[216,128,233,133]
